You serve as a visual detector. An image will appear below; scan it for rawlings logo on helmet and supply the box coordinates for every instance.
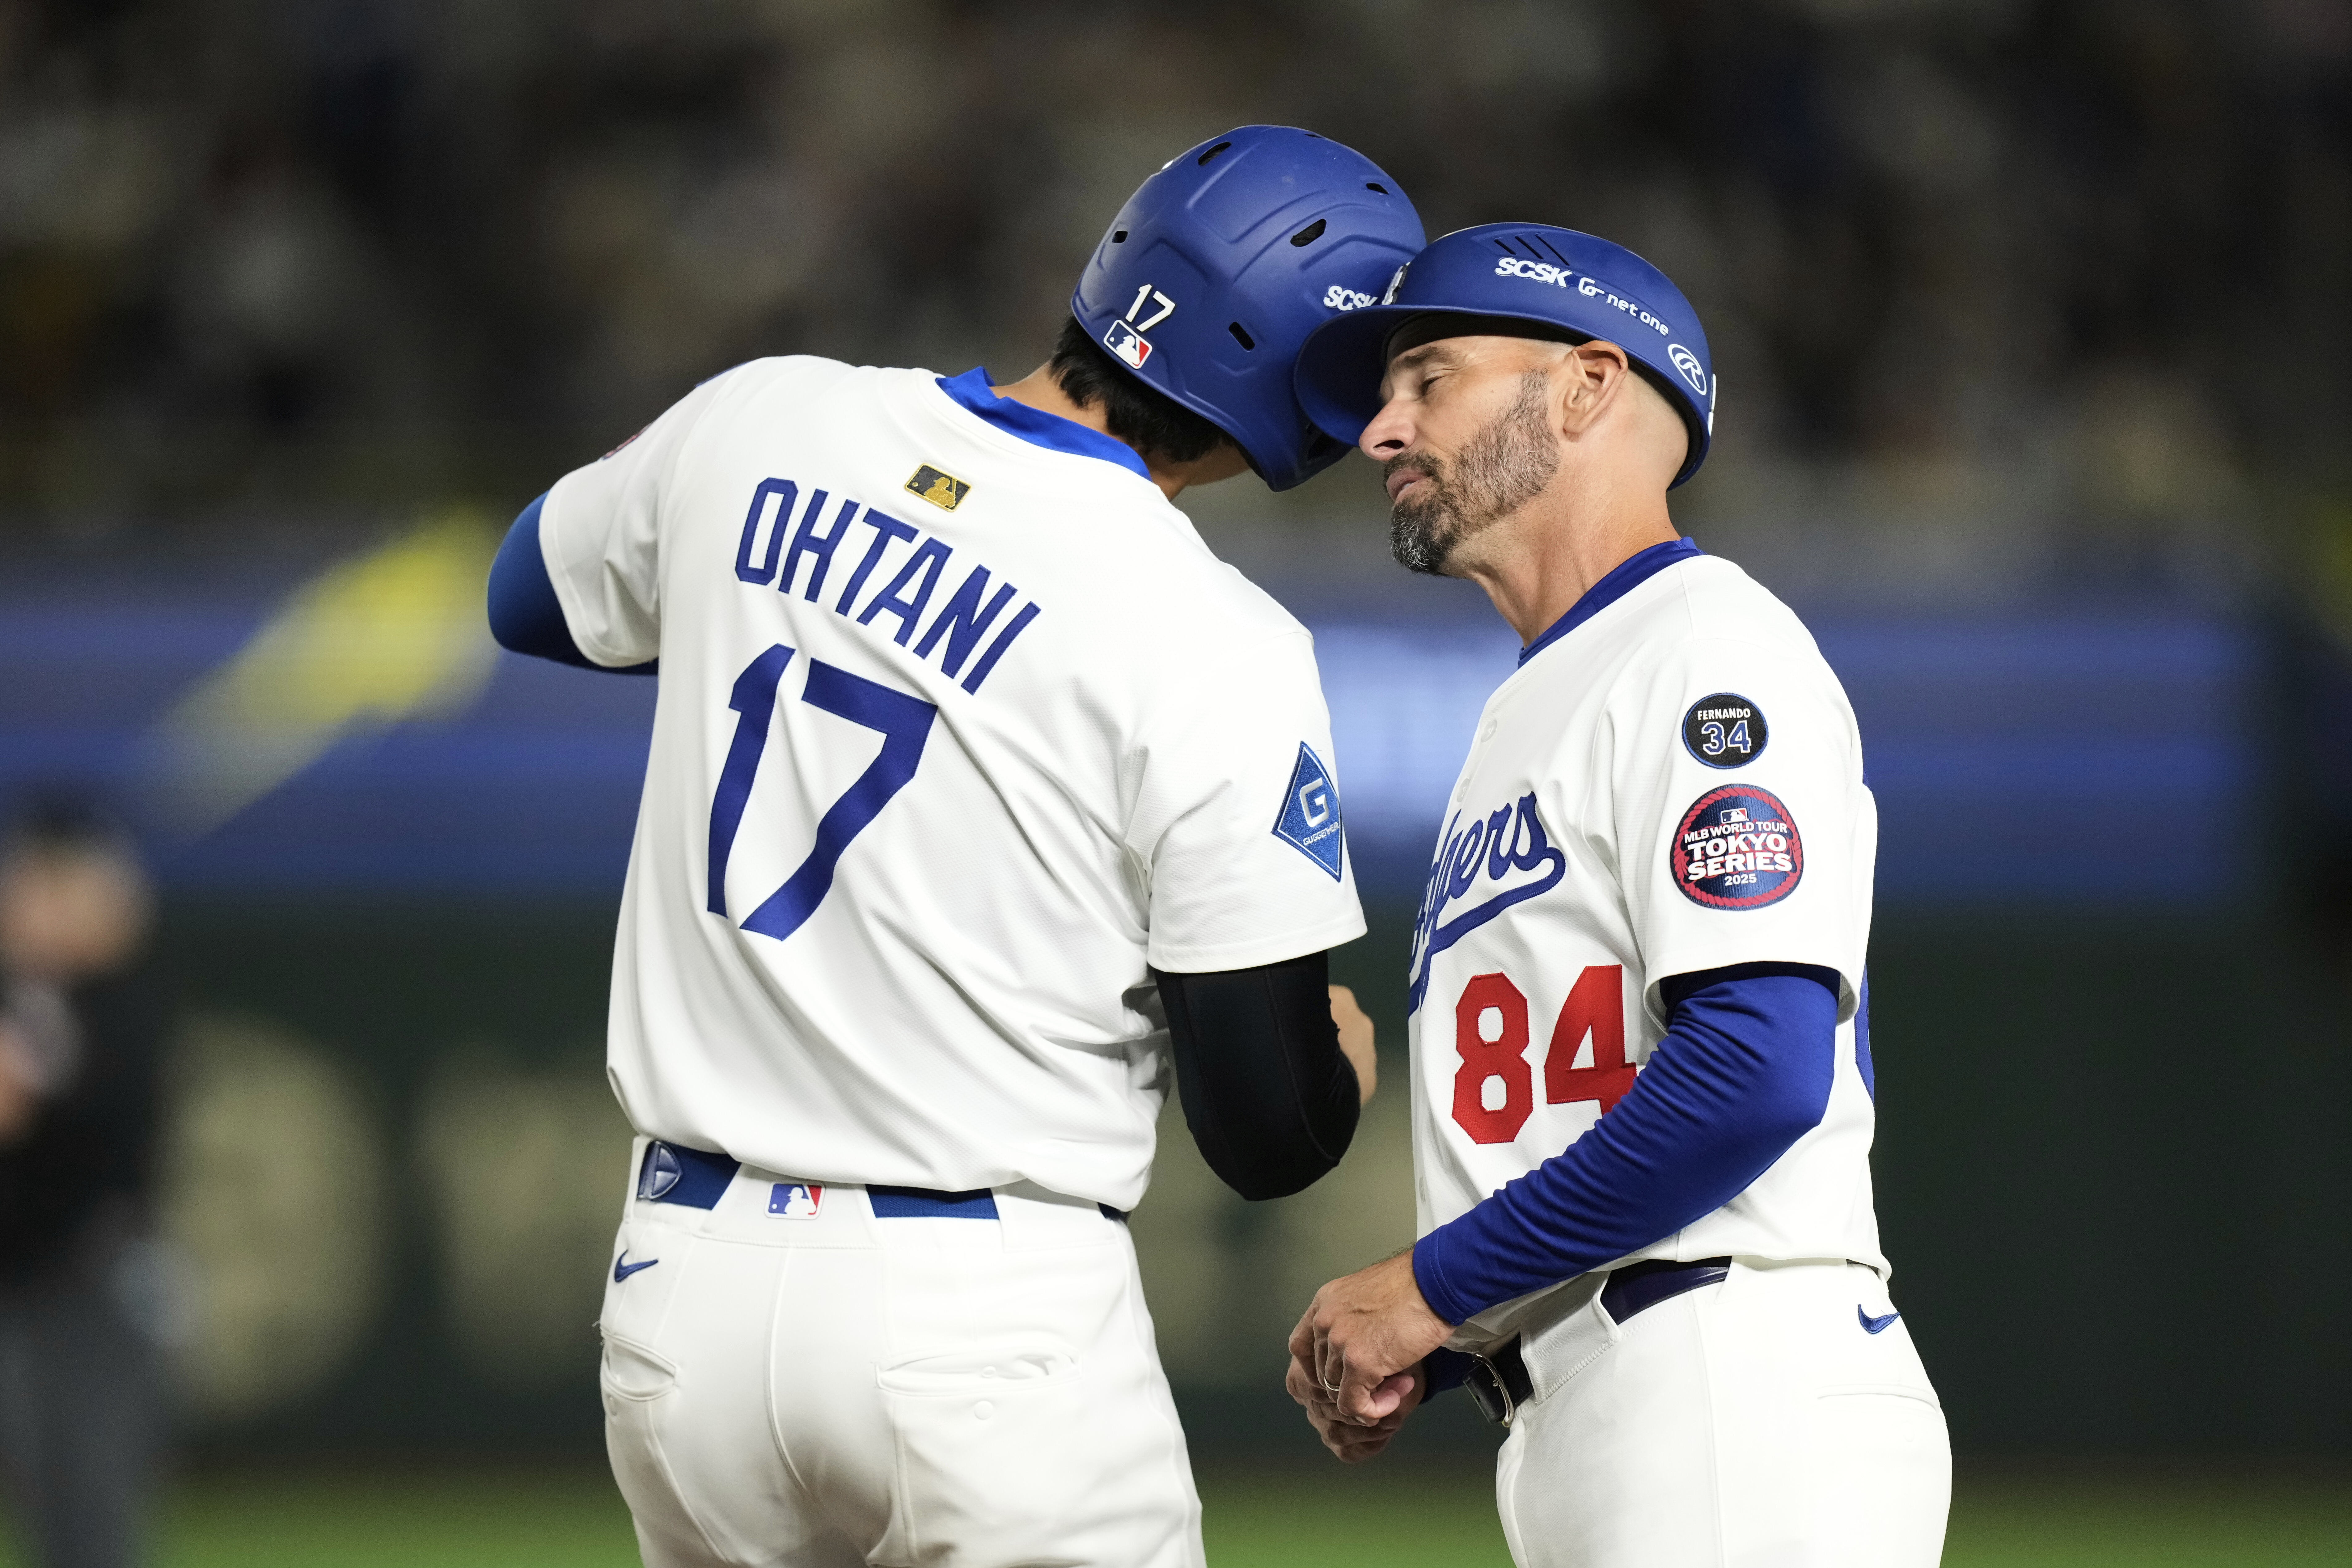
[1669,344,1709,396]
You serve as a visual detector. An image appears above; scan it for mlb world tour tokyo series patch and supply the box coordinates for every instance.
[1671,784,1803,910]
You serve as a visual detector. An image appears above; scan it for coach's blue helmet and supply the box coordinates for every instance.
[1293,223,1717,487]
[1072,127,1425,490]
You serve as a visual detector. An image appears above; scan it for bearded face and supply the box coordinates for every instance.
[1385,370,1560,576]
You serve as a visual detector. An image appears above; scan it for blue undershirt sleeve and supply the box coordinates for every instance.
[486,494,656,674]
[1410,961,1841,1328]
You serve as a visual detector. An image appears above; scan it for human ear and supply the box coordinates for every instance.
[1556,341,1631,436]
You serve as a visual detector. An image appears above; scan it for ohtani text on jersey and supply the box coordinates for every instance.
[730,476,1040,695]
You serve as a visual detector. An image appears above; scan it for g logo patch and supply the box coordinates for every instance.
[1273,743,1345,880]
[1671,784,1802,910]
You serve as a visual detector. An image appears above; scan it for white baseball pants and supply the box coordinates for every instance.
[1494,1258,1949,1568]
[597,1141,1203,1568]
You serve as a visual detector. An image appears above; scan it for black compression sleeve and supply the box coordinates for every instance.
[1152,950,1360,1201]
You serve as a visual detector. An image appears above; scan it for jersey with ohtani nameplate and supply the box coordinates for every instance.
[536,355,1365,1212]
[1407,545,1883,1321]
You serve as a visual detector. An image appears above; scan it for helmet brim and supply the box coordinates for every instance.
[1294,303,1611,446]
[1294,304,1426,449]
[1297,303,1710,487]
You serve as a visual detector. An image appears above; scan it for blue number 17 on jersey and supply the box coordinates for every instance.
[706,643,938,941]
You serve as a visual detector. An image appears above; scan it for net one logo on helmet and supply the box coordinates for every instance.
[1575,276,1673,336]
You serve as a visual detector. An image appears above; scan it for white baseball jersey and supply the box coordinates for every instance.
[1408,546,1885,1294]
[538,356,1364,1211]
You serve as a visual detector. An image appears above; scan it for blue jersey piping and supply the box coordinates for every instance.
[934,368,1154,482]
[1517,537,1703,668]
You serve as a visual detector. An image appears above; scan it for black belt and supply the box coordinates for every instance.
[633,1140,1126,1221]
[1464,1257,1731,1428]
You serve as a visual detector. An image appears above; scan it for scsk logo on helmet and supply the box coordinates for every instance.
[1495,257,1573,287]
[1322,284,1377,311]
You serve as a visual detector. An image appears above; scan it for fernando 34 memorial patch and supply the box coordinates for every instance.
[1671,784,1803,910]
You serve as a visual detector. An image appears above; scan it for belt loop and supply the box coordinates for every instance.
[637,1141,741,1210]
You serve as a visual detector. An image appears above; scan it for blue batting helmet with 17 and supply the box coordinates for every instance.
[1072,127,1425,491]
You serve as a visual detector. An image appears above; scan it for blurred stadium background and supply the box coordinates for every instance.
[2,0,2347,1562]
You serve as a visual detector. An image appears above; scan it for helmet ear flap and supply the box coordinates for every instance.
[1047,317,1234,470]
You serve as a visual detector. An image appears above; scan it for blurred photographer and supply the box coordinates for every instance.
[0,801,169,1568]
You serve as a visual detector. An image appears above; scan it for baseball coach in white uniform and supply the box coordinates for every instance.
[484,129,1424,1567]
[1281,224,1951,1567]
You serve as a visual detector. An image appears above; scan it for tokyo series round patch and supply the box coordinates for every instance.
[1681,693,1766,768]
[1671,784,1803,910]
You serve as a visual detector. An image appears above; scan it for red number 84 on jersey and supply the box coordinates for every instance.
[1453,966,1633,1144]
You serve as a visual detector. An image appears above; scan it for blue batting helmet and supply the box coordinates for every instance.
[1071,127,1425,491]
[1292,223,1717,487]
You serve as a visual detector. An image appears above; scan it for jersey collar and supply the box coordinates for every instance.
[934,368,1154,482]
[1517,537,1703,667]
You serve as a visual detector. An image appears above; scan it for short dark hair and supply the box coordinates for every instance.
[1048,317,1237,468]
[2,791,137,867]
[5,793,126,852]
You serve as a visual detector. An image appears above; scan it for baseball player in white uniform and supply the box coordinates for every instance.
[1281,224,1951,1566]
[483,129,1425,1566]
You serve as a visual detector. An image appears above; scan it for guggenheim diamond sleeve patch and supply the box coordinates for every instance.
[1671,784,1802,909]
[1274,743,1346,880]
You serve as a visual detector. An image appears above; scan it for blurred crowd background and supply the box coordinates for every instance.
[2,0,2350,1562]
[5,0,2347,585]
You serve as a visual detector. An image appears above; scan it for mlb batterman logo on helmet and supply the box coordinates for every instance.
[1294,222,1718,487]
[1071,127,1425,490]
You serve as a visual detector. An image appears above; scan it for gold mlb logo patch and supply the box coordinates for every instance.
[906,464,971,511]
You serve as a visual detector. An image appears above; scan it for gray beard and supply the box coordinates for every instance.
[1386,372,1560,576]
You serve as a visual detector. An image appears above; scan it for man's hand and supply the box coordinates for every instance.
[1288,1249,1454,1431]
[0,1022,37,1146]
[1329,984,1376,1106]
[1287,1353,1425,1463]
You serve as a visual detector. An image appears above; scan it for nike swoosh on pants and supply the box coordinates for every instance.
[614,1253,660,1283]
[1858,1305,1900,1334]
